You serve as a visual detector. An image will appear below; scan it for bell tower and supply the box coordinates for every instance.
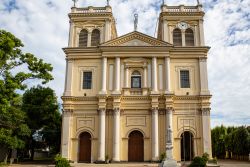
[157,2,205,46]
[67,4,117,48]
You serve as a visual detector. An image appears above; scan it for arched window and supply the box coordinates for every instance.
[185,28,194,46]
[131,71,141,88]
[173,28,182,46]
[79,29,88,47]
[91,29,100,46]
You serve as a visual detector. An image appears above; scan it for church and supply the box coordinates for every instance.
[61,0,212,163]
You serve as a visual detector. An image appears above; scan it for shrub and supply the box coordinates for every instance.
[189,156,206,167]
[54,154,70,167]
[159,152,166,162]
[202,152,209,162]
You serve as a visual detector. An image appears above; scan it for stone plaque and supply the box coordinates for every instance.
[126,116,146,126]
[77,117,94,130]
[177,117,195,130]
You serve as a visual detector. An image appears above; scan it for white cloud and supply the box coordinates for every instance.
[0,0,249,127]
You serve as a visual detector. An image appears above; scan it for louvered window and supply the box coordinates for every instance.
[173,28,182,46]
[185,28,194,46]
[83,72,92,89]
[131,71,141,88]
[79,29,88,47]
[180,70,190,88]
[91,29,100,46]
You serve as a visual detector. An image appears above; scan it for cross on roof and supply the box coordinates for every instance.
[72,0,78,7]
[134,13,138,31]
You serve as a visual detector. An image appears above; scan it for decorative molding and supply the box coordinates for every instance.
[126,116,146,126]
[101,31,171,47]
[62,96,98,101]
[201,108,210,116]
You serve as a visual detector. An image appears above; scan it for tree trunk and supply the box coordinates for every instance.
[4,149,10,164]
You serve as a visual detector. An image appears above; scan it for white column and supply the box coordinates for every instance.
[143,66,147,88]
[199,19,205,46]
[125,67,129,88]
[152,57,158,93]
[199,58,210,95]
[152,108,159,161]
[165,57,171,94]
[68,21,74,47]
[182,30,185,46]
[105,19,111,42]
[100,57,107,94]
[87,31,91,47]
[163,20,169,42]
[202,109,212,158]
[194,25,199,46]
[147,64,152,88]
[113,108,120,161]
[113,57,121,94]
[98,109,106,161]
[64,60,73,96]
[61,110,72,159]
[166,109,174,159]
[121,64,124,88]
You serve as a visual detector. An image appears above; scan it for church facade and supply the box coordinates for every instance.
[61,2,212,163]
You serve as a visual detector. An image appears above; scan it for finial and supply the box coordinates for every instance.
[134,13,138,31]
[72,0,78,7]
[162,0,165,5]
[197,0,200,5]
[107,0,110,6]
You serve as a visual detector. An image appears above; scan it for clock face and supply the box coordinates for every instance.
[178,22,188,29]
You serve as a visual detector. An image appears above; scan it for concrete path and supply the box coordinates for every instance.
[10,160,250,167]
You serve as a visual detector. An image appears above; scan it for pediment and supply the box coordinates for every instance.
[101,31,172,47]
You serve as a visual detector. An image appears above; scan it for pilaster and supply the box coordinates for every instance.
[98,108,106,162]
[64,59,73,96]
[113,108,120,162]
[61,109,73,160]
[199,58,210,95]
[201,108,212,158]
[151,107,159,161]
[99,57,107,95]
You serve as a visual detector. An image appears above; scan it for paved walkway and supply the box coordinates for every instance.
[10,160,250,167]
[217,159,250,167]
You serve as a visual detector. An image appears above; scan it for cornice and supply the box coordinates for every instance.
[61,96,98,101]
[63,47,101,54]
[160,12,205,17]
[69,13,113,19]
[121,96,151,101]
[170,46,210,53]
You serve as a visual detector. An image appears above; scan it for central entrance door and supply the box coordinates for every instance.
[79,132,91,162]
[181,131,194,161]
[128,130,144,162]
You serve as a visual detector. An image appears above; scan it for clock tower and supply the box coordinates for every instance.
[158,3,205,46]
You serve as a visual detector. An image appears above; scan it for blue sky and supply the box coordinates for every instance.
[0,0,249,127]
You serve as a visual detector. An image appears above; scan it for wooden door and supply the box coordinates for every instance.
[79,132,91,162]
[181,131,194,161]
[128,130,144,162]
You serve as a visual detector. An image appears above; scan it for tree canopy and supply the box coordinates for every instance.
[0,29,54,158]
[211,125,250,160]
[22,86,61,156]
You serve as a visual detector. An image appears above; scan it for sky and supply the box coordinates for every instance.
[0,0,249,127]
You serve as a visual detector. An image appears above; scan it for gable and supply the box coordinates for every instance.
[101,31,172,47]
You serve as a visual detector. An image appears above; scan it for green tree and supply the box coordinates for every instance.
[211,125,226,158]
[0,29,53,162]
[22,86,61,159]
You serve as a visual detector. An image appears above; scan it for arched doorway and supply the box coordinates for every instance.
[79,132,91,162]
[181,131,194,161]
[128,130,144,162]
